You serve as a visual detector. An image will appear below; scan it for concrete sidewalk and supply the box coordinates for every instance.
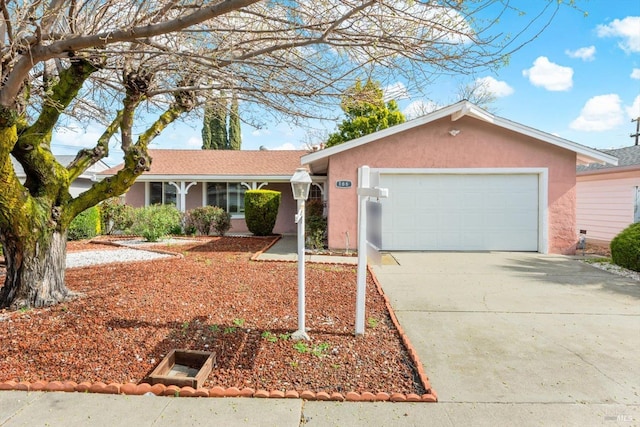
[1,390,636,426]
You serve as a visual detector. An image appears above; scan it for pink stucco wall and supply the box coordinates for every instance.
[186,182,203,211]
[122,180,297,235]
[325,116,577,254]
[125,182,145,207]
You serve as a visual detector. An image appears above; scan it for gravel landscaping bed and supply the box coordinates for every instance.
[0,237,427,397]
[66,248,173,268]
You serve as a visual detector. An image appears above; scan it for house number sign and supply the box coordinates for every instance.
[336,180,352,188]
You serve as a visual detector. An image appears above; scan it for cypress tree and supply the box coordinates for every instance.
[201,106,213,149]
[228,92,242,150]
[201,99,228,150]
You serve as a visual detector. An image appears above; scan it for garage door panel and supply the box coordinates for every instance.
[380,173,539,251]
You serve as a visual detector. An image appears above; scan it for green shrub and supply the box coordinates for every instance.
[68,206,101,241]
[306,199,326,250]
[100,197,134,235]
[610,222,640,272]
[130,204,182,242]
[244,190,281,236]
[185,206,232,236]
[212,210,232,236]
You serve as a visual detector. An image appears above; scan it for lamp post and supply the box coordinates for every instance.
[290,168,312,341]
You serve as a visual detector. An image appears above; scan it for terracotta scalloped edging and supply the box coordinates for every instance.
[250,235,282,261]
[0,379,438,402]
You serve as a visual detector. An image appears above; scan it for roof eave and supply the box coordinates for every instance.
[301,100,618,170]
[95,174,299,182]
[577,164,640,176]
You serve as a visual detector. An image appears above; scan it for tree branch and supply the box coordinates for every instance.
[12,58,99,197]
[68,101,188,218]
[0,126,30,234]
[67,109,122,183]
[0,0,260,107]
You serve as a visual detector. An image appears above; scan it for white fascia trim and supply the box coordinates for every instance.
[373,167,549,254]
[490,117,618,166]
[538,169,549,255]
[452,103,495,123]
[374,167,547,175]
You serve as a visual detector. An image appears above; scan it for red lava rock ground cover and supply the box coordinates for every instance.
[0,236,426,397]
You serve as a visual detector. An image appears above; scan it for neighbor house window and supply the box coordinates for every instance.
[206,183,245,215]
[635,187,640,223]
[149,182,177,205]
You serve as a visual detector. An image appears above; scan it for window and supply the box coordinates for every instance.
[149,182,177,205]
[635,187,640,223]
[309,183,323,201]
[206,183,246,215]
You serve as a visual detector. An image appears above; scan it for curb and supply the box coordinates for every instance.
[0,380,437,402]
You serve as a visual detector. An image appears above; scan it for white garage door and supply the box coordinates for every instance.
[380,173,539,251]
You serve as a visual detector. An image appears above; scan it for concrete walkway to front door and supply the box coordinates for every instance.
[371,252,640,423]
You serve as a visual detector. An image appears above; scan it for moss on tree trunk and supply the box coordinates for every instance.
[0,229,72,309]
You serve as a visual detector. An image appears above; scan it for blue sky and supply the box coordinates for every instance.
[52,1,640,165]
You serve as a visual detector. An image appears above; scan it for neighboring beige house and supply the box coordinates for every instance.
[576,145,640,245]
[100,101,617,254]
[13,155,110,197]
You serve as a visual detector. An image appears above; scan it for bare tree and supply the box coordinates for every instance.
[455,79,499,111]
[0,0,570,309]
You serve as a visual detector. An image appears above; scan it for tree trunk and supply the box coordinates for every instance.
[0,229,72,309]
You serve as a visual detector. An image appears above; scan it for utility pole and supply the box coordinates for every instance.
[632,117,640,145]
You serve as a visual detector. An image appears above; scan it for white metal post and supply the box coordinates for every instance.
[292,198,310,341]
[355,166,369,336]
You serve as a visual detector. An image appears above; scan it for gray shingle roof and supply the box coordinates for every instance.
[576,145,640,172]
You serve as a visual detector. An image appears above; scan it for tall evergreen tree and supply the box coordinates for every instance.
[326,79,405,147]
[228,93,242,150]
[201,107,213,149]
[202,100,228,149]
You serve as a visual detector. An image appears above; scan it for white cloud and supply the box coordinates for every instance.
[383,82,410,102]
[475,76,514,97]
[597,16,640,53]
[403,100,439,120]
[522,57,573,91]
[570,94,624,131]
[565,45,596,61]
[631,68,640,80]
[184,136,201,148]
[53,124,103,149]
[251,129,272,137]
[270,142,300,150]
[626,95,640,120]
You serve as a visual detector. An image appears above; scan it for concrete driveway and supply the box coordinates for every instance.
[371,252,639,417]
